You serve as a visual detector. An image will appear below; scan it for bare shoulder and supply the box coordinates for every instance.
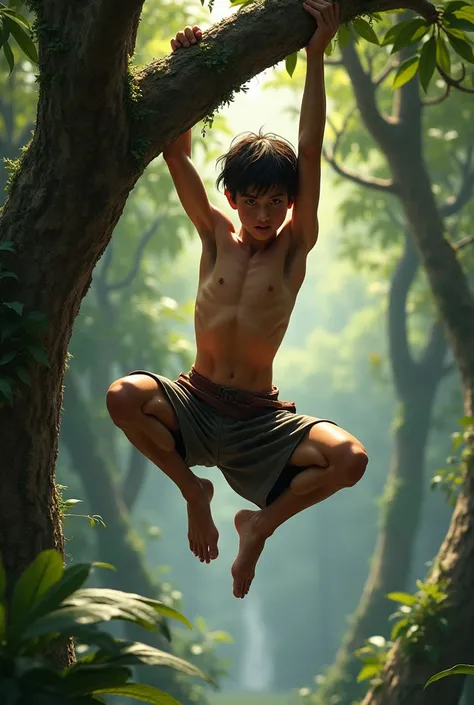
[210,206,235,239]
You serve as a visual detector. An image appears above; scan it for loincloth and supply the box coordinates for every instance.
[129,368,336,508]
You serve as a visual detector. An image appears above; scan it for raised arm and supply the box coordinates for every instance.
[291,0,339,251]
[162,26,215,240]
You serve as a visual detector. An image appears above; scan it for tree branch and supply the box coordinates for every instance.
[86,0,145,66]
[422,80,451,106]
[440,146,474,218]
[323,113,396,193]
[437,62,474,94]
[389,231,419,394]
[454,234,474,251]
[105,214,165,293]
[340,41,395,152]
[134,0,434,162]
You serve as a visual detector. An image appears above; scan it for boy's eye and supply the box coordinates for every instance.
[245,199,256,205]
[271,199,282,205]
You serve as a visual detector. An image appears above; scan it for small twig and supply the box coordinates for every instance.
[440,146,474,218]
[422,80,451,106]
[453,234,474,251]
[436,63,474,95]
[105,214,165,292]
[373,61,397,87]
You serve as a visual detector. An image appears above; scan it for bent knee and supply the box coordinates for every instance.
[339,442,368,487]
[106,377,141,426]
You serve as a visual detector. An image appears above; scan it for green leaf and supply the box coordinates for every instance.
[443,0,471,12]
[93,683,181,704]
[0,241,15,252]
[3,39,14,74]
[386,591,417,605]
[425,664,474,687]
[337,24,352,48]
[26,344,49,366]
[0,271,18,281]
[285,52,297,77]
[11,549,64,634]
[391,616,410,640]
[436,35,451,73]
[419,35,436,92]
[0,377,13,402]
[392,55,420,89]
[101,641,212,683]
[29,563,93,623]
[3,15,38,63]
[1,9,30,30]
[324,39,334,56]
[353,18,379,45]
[4,301,23,315]
[446,32,474,63]
[382,18,429,49]
[61,665,131,696]
[443,13,474,31]
[15,366,31,386]
[357,663,380,682]
[64,499,83,508]
[0,351,16,365]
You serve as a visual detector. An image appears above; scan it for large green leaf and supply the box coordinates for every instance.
[67,589,192,630]
[337,24,352,48]
[3,38,14,74]
[419,35,436,92]
[60,665,131,695]
[425,664,474,687]
[357,663,380,682]
[90,641,212,683]
[392,55,420,89]
[446,32,474,63]
[30,563,93,623]
[11,550,64,635]
[93,683,181,704]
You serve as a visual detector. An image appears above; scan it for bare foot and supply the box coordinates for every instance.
[186,478,219,564]
[231,509,267,598]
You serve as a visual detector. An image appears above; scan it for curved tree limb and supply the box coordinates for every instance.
[436,62,474,94]
[440,146,474,218]
[389,232,418,395]
[323,113,397,192]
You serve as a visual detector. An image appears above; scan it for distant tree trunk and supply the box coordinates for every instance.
[316,236,449,705]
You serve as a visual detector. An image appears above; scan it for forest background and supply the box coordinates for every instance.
[1,0,473,703]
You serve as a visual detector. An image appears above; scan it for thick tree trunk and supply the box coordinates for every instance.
[315,237,449,705]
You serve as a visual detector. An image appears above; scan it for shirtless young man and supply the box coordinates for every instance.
[107,0,368,599]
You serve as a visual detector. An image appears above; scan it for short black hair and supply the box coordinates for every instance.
[216,130,298,202]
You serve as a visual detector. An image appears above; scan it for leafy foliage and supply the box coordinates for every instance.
[0,2,37,74]
[425,663,474,687]
[431,416,474,505]
[0,549,210,704]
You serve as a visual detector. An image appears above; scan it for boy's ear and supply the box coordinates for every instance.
[225,189,238,210]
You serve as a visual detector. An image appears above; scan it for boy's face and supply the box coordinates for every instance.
[225,187,293,241]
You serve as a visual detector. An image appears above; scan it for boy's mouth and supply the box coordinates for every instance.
[255,225,270,230]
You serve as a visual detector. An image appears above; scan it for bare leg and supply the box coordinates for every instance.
[231,424,368,598]
[107,376,219,563]
[231,464,341,598]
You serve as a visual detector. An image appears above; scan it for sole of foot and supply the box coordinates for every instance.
[187,477,219,564]
[231,509,267,599]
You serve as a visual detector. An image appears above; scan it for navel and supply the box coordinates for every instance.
[230,372,235,379]
[218,277,224,285]
[268,285,274,292]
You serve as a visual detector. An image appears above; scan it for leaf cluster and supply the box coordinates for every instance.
[0,2,37,75]
[0,549,210,704]
[431,416,474,505]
